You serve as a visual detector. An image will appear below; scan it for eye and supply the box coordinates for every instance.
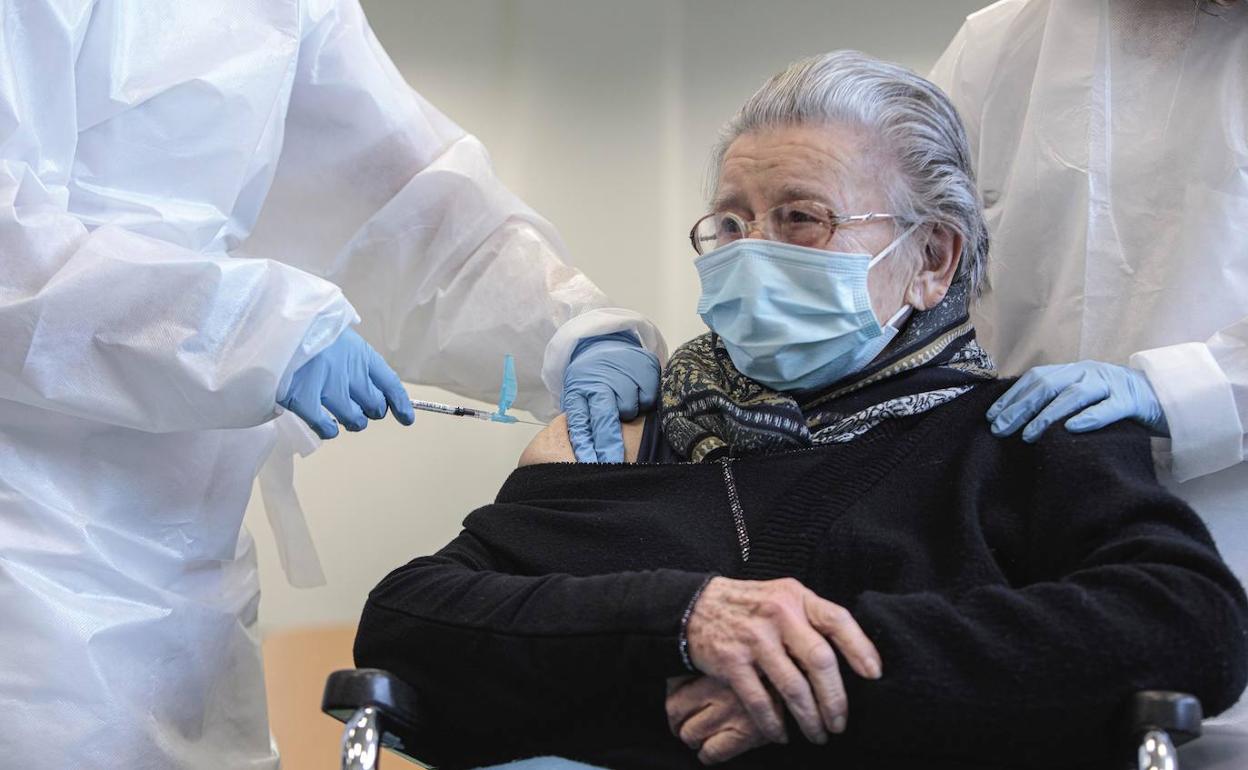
[772,202,833,248]
[783,208,820,224]
[690,212,748,255]
[777,202,829,225]
[718,215,745,236]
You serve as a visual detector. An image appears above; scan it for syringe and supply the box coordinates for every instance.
[409,398,545,426]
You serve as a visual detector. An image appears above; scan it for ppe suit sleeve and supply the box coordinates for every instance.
[246,0,664,420]
[0,5,357,433]
[1130,319,1248,482]
[840,422,1248,765]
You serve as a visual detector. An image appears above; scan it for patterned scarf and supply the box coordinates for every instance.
[660,277,997,462]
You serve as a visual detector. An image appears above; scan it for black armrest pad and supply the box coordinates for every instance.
[1127,691,1203,746]
[323,668,427,762]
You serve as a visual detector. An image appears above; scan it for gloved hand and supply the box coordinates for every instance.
[280,328,415,439]
[561,332,661,463]
[987,360,1168,443]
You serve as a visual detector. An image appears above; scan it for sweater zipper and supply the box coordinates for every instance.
[719,458,750,563]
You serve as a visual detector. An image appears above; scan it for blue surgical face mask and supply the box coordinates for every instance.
[694,224,919,392]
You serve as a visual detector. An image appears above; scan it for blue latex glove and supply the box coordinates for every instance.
[987,361,1168,443]
[280,328,415,439]
[561,332,661,463]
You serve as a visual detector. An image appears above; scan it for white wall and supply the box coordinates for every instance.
[245,0,991,633]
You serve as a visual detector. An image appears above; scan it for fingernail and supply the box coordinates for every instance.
[814,732,828,745]
[831,716,846,734]
[867,660,882,680]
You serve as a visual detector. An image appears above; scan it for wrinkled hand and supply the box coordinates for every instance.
[279,328,415,439]
[685,577,882,747]
[987,361,1168,443]
[666,676,775,765]
[561,332,660,463]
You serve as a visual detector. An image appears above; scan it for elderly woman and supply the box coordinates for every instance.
[354,52,1248,770]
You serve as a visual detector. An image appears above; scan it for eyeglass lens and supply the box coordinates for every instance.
[692,202,836,255]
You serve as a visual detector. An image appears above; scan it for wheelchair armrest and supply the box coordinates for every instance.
[323,668,423,726]
[1127,690,1202,747]
[323,668,428,765]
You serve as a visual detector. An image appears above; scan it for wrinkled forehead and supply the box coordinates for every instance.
[713,122,894,215]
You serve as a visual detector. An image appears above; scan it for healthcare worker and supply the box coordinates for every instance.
[931,0,1248,765]
[0,1,664,767]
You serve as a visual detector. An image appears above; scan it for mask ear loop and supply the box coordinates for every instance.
[867,221,924,323]
[883,303,913,328]
[867,221,923,269]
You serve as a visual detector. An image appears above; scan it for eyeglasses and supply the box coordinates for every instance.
[689,200,900,256]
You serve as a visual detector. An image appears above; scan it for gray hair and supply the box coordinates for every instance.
[710,50,988,294]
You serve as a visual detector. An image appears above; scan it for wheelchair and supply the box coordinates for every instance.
[322,668,1203,770]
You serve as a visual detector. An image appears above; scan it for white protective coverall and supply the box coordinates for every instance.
[0,1,663,767]
[932,0,1248,763]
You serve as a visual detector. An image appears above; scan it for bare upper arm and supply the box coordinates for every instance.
[518,414,648,466]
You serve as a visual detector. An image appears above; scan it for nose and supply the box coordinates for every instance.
[744,220,767,240]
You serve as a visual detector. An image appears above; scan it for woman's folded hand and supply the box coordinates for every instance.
[684,577,883,745]
[666,675,775,765]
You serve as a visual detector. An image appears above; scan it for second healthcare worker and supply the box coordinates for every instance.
[932,0,1248,764]
[0,0,663,767]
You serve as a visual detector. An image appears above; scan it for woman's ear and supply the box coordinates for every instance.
[906,224,963,310]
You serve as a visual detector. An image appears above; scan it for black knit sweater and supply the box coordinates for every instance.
[354,381,1248,770]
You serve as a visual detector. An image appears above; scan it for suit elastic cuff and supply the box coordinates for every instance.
[540,308,669,399]
[1130,342,1244,481]
[275,297,359,404]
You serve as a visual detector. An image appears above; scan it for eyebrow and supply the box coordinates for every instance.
[711,189,747,212]
[777,184,837,208]
[711,184,838,214]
